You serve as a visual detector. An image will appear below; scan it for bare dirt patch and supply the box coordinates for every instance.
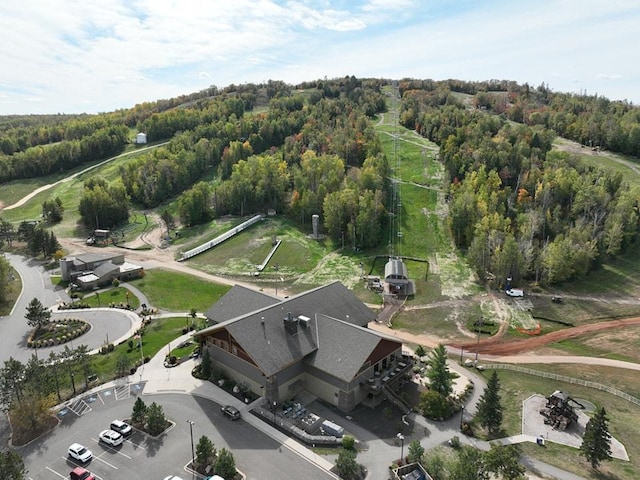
[457,317,640,356]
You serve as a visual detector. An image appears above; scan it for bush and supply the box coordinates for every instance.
[342,435,356,450]
[419,391,453,420]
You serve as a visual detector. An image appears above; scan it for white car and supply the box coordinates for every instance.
[505,288,524,297]
[110,419,133,436]
[68,443,93,463]
[99,429,124,447]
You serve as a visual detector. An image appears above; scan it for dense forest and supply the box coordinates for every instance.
[398,79,640,285]
[1,76,639,285]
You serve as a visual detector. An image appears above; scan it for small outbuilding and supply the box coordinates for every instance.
[384,257,416,296]
[135,132,147,144]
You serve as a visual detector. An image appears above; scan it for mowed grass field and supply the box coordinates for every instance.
[129,269,231,312]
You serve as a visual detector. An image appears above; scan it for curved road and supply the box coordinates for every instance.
[0,253,140,363]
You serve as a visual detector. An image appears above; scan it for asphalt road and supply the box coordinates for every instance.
[1,253,69,362]
[1,253,138,363]
[20,387,334,480]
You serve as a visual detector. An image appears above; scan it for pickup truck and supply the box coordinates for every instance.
[505,288,524,297]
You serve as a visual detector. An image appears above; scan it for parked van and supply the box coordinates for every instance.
[505,288,524,297]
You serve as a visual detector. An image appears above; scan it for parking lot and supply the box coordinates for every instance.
[20,383,335,480]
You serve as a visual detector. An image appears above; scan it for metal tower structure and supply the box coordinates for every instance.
[388,84,402,260]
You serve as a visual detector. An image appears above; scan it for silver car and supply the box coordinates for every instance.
[99,429,124,446]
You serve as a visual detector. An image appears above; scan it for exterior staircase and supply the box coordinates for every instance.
[382,384,412,415]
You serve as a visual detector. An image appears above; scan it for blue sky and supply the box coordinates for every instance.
[1,0,638,115]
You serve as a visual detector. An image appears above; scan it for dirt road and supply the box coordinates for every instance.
[455,316,640,355]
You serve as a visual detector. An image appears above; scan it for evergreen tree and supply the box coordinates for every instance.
[475,370,503,437]
[146,402,167,436]
[131,397,147,428]
[195,435,216,469]
[580,407,612,469]
[426,344,457,397]
[414,345,427,358]
[0,449,27,479]
[42,197,64,223]
[160,209,175,232]
[407,439,425,463]
[25,298,51,329]
[335,448,360,480]
[199,349,212,380]
[214,448,236,480]
[115,355,130,379]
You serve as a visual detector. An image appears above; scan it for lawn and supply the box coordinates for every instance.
[129,269,231,312]
[479,367,640,480]
[89,316,194,381]
[77,287,141,309]
[0,267,22,316]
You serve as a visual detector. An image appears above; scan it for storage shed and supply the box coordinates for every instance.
[135,132,147,144]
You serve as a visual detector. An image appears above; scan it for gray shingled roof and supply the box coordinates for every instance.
[93,262,119,277]
[68,252,121,265]
[306,314,387,382]
[195,281,379,377]
[204,285,280,322]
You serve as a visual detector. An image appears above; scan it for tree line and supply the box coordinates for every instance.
[0,124,129,183]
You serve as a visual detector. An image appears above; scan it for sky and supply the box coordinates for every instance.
[1,0,639,115]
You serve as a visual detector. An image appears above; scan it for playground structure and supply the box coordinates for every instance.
[539,390,584,431]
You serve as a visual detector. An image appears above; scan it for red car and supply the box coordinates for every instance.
[70,466,95,480]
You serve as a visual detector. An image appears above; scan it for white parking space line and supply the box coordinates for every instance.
[91,438,134,460]
[125,438,146,450]
[45,466,67,478]
[92,455,119,469]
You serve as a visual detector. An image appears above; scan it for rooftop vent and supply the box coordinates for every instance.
[298,315,311,328]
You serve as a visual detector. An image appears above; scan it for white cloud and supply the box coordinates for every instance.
[0,0,639,114]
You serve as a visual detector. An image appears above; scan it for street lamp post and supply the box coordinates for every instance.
[273,401,277,423]
[397,433,405,463]
[274,264,279,296]
[460,405,465,430]
[70,372,76,396]
[187,420,195,480]
[138,332,144,384]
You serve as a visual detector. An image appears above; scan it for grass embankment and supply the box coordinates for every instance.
[0,267,22,316]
